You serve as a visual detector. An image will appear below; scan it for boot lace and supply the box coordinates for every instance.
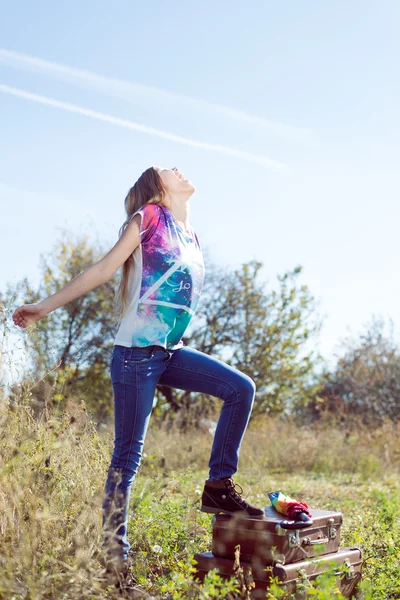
[224,478,250,508]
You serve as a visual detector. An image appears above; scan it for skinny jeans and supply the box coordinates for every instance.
[102,343,256,562]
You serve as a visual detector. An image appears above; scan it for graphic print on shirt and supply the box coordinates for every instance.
[113,202,205,350]
[140,257,203,315]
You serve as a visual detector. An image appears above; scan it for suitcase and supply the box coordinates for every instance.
[212,506,343,565]
[193,546,363,599]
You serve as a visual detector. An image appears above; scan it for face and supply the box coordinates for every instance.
[153,166,196,197]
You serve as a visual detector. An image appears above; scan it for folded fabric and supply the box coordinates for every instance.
[269,491,312,520]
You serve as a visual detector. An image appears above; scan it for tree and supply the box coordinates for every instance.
[307,316,400,424]
[2,234,322,425]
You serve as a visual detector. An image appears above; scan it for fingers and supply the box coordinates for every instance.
[15,320,28,329]
[12,307,27,328]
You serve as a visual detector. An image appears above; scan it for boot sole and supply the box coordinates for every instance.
[201,504,266,520]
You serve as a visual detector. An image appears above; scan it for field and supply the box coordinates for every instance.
[0,399,399,599]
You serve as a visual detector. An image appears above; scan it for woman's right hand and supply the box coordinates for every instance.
[12,304,48,329]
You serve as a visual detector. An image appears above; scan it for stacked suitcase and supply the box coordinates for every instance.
[193,506,363,599]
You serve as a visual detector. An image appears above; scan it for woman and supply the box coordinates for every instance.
[12,166,264,572]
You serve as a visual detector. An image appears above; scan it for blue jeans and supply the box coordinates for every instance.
[102,344,256,562]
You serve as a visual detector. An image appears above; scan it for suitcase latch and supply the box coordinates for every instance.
[288,530,300,547]
[334,558,355,580]
[327,517,338,540]
[288,529,300,547]
[275,524,300,547]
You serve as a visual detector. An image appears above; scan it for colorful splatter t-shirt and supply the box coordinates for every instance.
[113,203,205,350]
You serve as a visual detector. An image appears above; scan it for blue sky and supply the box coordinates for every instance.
[1,1,400,362]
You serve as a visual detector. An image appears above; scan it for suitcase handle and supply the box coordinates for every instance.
[278,512,313,530]
[302,535,330,546]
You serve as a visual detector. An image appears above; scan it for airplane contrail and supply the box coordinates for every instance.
[0,84,284,169]
[0,48,312,143]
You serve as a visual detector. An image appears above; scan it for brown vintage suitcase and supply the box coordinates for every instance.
[193,547,363,600]
[212,506,343,565]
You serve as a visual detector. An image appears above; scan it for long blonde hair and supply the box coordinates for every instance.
[113,166,166,321]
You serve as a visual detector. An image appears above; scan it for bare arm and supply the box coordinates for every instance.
[13,214,142,328]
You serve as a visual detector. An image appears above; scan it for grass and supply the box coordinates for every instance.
[0,396,399,599]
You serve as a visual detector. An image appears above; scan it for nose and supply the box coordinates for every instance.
[172,167,184,180]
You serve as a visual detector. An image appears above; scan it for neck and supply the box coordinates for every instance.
[163,191,191,229]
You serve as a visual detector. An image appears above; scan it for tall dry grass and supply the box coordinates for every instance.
[1,386,399,598]
[0,400,115,598]
[144,412,400,480]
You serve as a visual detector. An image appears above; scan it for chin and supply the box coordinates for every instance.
[186,180,196,193]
